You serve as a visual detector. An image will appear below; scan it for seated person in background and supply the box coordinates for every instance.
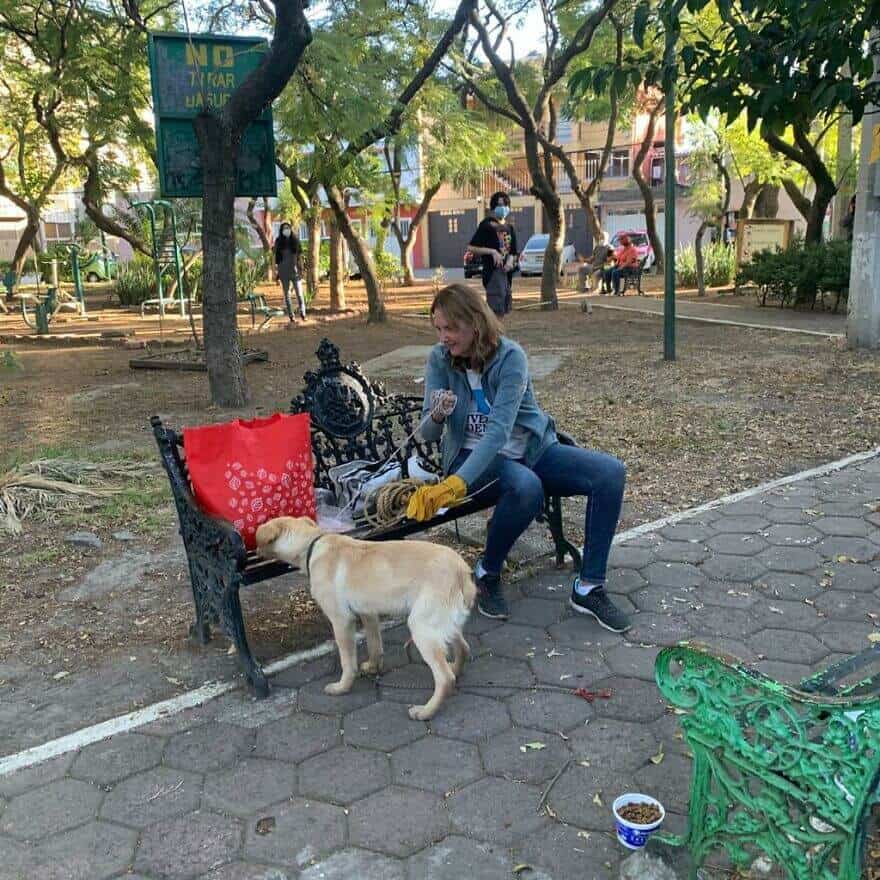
[578,232,613,293]
[604,235,641,295]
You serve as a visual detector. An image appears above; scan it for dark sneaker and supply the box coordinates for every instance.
[476,569,509,620]
[570,586,631,633]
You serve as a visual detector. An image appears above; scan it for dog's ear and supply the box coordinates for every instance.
[256,519,284,548]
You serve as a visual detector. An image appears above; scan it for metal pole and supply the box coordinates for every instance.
[663,5,678,361]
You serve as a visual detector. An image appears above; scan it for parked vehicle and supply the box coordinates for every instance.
[81,250,118,282]
[463,249,482,278]
[610,230,655,270]
[518,234,576,277]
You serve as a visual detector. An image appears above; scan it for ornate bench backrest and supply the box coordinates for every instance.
[290,339,440,490]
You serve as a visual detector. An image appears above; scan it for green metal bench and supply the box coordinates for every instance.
[246,293,285,331]
[655,643,880,879]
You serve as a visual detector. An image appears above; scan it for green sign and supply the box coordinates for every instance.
[147,32,278,198]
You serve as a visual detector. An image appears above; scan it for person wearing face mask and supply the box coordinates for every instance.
[274,221,306,323]
[466,192,519,316]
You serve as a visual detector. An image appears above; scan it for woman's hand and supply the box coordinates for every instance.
[491,250,504,268]
[406,475,467,522]
[430,390,458,423]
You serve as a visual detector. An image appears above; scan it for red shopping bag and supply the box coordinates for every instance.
[183,413,316,550]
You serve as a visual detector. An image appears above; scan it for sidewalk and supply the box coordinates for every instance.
[1,453,879,879]
[589,294,847,337]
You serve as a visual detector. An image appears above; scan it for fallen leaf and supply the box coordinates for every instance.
[577,830,591,839]
[513,865,535,876]
[579,760,591,767]
[52,671,69,680]
[650,747,665,765]
[255,816,275,835]
[547,649,564,658]
[521,741,546,752]
[769,606,784,615]
[868,633,880,644]
[592,792,603,806]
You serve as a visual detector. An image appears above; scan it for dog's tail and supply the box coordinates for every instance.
[447,558,476,638]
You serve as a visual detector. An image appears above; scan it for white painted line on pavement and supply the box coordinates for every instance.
[590,302,845,338]
[2,445,878,777]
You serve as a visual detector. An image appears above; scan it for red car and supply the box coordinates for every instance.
[610,230,655,269]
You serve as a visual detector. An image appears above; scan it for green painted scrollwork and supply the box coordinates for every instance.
[654,644,880,880]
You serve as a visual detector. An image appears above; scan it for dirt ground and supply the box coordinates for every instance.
[2,282,879,678]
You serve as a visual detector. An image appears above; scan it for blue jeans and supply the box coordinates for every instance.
[452,442,626,583]
[603,266,637,294]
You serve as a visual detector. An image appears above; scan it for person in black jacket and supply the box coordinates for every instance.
[274,222,306,322]
[466,192,519,316]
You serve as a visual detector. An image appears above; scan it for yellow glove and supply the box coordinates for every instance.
[406,475,467,522]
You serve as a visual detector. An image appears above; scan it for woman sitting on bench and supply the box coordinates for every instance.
[406,283,630,632]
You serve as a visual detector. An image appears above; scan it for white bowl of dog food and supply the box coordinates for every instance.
[612,793,665,849]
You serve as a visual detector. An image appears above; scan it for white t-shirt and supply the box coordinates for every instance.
[463,369,529,459]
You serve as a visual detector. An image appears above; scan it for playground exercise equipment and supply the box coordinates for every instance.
[18,254,86,334]
[132,199,190,317]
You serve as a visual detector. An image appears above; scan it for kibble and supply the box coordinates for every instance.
[618,802,661,824]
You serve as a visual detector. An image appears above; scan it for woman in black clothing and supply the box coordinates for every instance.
[274,221,306,322]
[466,192,519,316]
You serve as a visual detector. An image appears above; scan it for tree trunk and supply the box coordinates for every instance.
[395,181,440,286]
[832,112,854,239]
[326,184,385,321]
[329,217,346,311]
[632,104,664,270]
[246,197,273,278]
[400,235,417,286]
[739,179,762,219]
[540,196,565,309]
[694,219,710,297]
[305,203,321,302]
[753,184,780,218]
[194,114,248,408]
[11,212,41,282]
[805,180,836,245]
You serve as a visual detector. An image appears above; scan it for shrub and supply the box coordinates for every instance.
[374,248,402,284]
[676,241,736,288]
[115,256,157,306]
[40,244,75,283]
[235,258,263,301]
[184,256,203,303]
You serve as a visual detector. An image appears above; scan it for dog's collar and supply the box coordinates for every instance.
[304,534,324,576]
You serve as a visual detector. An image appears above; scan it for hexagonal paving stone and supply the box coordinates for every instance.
[0,837,42,879]
[459,655,534,698]
[428,693,512,743]
[660,523,713,543]
[765,491,817,509]
[687,606,762,639]
[298,746,389,804]
[514,821,621,880]
[243,798,346,867]
[70,732,165,786]
[590,677,667,723]
[749,629,829,664]
[391,736,481,794]
[567,718,658,774]
[270,654,338,689]
[713,515,770,533]
[377,662,436,704]
[297,676,378,715]
[605,568,647,596]
[408,835,514,879]
[344,701,427,751]
[760,524,821,546]
[35,820,137,880]
[544,762,632,830]
[706,533,767,556]
[213,689,300,729]
[755,659,813,683]
[753,572,823,600]
[203,758,298,816]
[757,546,824,574]
[701,554,767,582]
[480,727,571,785]
[508,598,567,627]
[653,540,710,564]
[348,786,447,857]
[631,586,698,616]
[100,766,202,828]
[608,545,654,570]
[816,537,878,563]
[447,777,548,845]
[135,810,242,879]
[821,562,880,592]
[641,562,705,589]
[254,713,340,763]
[546,617,628,650]
[505,689,593,733]
[529,643,609,688]
[749,599,822,631]
[300,849,406,880]
[165,723,254,773]
[627,613,693,646]
[816,621,878,655]
[697,583,759,609]
[603,643,660,681]
[480,624,555,660]
[0,753,74,799]
[762,506,814,525]
[816,501,873,517]
[637,752,692,814]
[815,589,878,621]
[202,863,295,879]
[814,516,870,537]
[1,778,102,841]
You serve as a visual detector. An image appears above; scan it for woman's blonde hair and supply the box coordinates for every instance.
[431,283,503,370]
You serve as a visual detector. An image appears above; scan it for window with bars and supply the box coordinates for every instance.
[608,150,630,178]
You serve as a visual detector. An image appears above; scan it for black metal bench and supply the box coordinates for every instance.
[152,338,581,697]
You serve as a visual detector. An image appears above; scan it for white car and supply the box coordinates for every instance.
[518,234,576,277]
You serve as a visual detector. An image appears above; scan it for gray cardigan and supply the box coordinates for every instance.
[420,337,557,486]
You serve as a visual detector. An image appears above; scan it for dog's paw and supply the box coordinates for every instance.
[359,658,383,676]
[408,704,434,721]
[324,680,353,695]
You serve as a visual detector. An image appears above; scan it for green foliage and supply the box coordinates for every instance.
[676,242,736,288]
[302,241,330,291]
[40,245,75,282]
[374,249,402,284]
[115,257,157,306]
[736,239,852,308]
[1,351,23,371]
[184,256,203,304]
[235,257,267,301]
